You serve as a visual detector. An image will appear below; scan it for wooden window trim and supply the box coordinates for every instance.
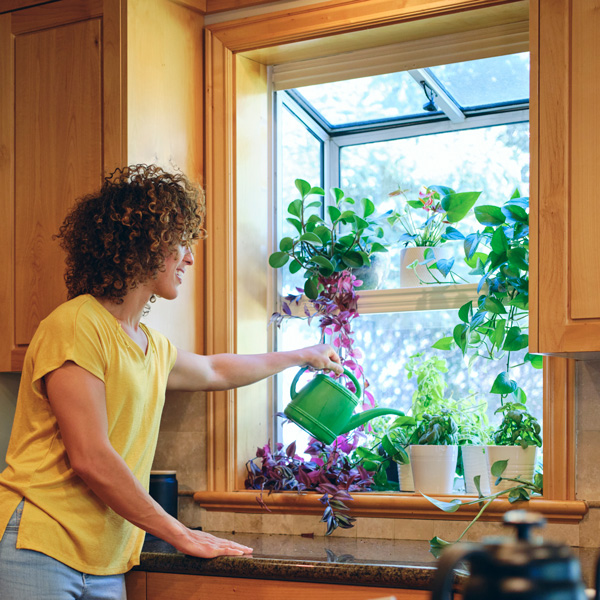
[199,0,586,523]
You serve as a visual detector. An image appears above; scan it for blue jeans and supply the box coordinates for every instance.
[0,500,126,600]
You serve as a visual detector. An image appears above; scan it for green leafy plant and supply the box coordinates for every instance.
[492,402,542,448]
[269,179,390,300]
[433,191,543,436]
[409,410,459,445]
[424,460,544,557]
[388,185,481,248]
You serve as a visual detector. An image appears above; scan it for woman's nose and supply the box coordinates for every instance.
[184,247,194,266]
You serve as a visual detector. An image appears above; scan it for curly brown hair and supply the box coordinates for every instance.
[56,164,206,302]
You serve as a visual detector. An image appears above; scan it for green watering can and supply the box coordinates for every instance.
[284,366,405,445]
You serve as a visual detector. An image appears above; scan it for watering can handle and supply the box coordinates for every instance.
[290,366,361,399]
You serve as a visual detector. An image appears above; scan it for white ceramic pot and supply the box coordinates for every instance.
[461,445,491,495]
[409,445,458,494]
[486,445,537,492]
[397,461,414,492]
[399,245,453,287]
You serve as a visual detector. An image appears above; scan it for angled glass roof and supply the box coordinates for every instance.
[428,53,530,108]
[291,52,529,129]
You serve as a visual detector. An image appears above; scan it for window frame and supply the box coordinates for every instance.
[197,0,584,524]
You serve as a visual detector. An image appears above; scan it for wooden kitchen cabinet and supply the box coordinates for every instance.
[125,571,430,600]
[0,0,204,371]
[530,0,600,354]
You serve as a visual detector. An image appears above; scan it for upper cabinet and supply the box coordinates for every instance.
[530,0,600,355]
[0,0,204,372]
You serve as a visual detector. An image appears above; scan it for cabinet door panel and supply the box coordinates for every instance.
[569,0,600,320]
[14,18,102,344]
[531,0,600,353]
[147,572,429,600]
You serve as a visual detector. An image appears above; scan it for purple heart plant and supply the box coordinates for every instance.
[245,439,376,535]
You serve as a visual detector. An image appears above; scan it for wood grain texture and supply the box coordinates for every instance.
[193,490,587,523]
[125,571,147,600]
[14,17,102,345]
[11,0,102,34]
[204,28,237,492]
[206,0,525,53]
[147,572,427,600]
[531,0,600,352]
[0,14,15,371]
[569,0,600,319]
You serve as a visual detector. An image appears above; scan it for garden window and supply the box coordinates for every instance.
[273,54,542,484]
[199,0,583,525]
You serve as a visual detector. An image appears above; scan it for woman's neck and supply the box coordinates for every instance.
[95,287,152,330]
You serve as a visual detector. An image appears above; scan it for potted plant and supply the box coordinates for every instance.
[487,402,542,492]
[433,190,543,486]
[407,410,459,495]
[387,185,481,286]
[269,178,393,409]
[245,439,376,535]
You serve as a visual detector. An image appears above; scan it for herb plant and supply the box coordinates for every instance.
[492,402,542,449]
[409,410,459,446]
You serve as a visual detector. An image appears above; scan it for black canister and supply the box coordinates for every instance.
[149,470,178,519]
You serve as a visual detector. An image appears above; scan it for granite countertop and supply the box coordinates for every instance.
[136,531,454,591]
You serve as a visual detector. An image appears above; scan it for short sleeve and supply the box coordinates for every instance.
[29,301,110,390]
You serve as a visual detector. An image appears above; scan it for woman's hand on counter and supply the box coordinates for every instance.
[173,528,253,558]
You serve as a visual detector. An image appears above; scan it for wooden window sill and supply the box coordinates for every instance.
[193,490,587,524]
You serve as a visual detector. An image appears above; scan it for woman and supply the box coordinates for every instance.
[0,165,342,599]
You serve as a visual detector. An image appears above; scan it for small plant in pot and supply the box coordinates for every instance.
[387,185,481,286]
[487,402,542,492]
[407,410,459,495]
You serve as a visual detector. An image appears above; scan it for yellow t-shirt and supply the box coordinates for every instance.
[0,294,177,575]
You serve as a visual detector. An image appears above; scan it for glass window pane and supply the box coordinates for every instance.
[295,72,433,127]
[339,121,529,289]
[279,106,323,295]
[429,53,530,108]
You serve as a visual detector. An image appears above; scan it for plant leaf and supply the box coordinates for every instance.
[525,353,544,369]
[432,336,454,351]
[421,492,462,513]
[442,191,481,223]
[475,205,506,226]
[295,179,311,198]
[269,252,289,269]
[490,371,518,395]
[490,459,508,477]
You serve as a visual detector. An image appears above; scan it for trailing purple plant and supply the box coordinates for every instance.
[245,439,376,535]
[269,270,376,408]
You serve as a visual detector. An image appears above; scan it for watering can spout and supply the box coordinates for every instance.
[339,408,406,435]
